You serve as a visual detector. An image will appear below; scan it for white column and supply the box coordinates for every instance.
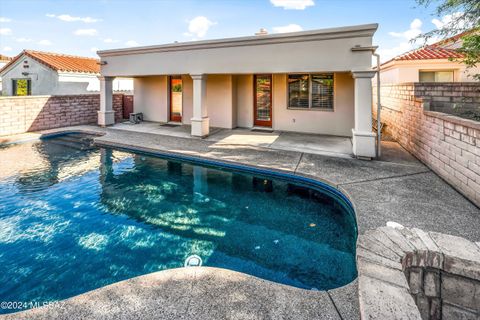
[98,76,115,126]
[190,74,209,137]
[351,71,376,159]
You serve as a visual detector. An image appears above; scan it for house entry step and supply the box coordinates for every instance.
[251,127,274,133]
[162,122,182,127]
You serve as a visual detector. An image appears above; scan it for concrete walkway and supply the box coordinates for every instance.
[4,267,348,320]
[2,125,479,319]
[110,122,354,158]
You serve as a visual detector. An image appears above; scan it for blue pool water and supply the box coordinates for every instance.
[0,134,357,313]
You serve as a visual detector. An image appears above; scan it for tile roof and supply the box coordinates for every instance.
[382,31,474,66]
[0,54,12,61]
[0,50,100,74]
[394,47,465,61]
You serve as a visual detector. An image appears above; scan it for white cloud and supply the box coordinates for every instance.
[90,47,99,53]
[74,28,98,36]
[0,28,12,35]
[377,18,424,62]
[125,40,139,47]
[103,38,119,43]
[0,17,12,23]
[389,18,423,40]
[15,37,32,43]
[377,42,413,62]
[378,13,464,63]
[46,13,101,23]
[185,16,216,38]
[2,46,12,52]
[38,39,52,46]
[272,24,303,33]
[432,12,470,30]
[270,0,314,10]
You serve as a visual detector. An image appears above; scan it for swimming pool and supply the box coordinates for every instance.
[0,133,357,313]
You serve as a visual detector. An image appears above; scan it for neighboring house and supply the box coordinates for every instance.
[0,54,12,93]
[97,23,379,158]
[0,50,133,96]
[380,32,480,83]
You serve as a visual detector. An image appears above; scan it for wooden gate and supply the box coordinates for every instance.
[122,95,134,119]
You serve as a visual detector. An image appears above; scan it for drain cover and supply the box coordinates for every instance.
[184,255,202,267]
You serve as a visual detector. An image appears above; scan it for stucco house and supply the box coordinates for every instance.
[0,54,12,91]
[97,23,379,158]
[0,50,132,96]
[380,32,480,83]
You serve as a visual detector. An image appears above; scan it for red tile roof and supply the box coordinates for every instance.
[382,31,474,66]
[0,54,12,61]
[0,50,100,74]
[394,47,464,61]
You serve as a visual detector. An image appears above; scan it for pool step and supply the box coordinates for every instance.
[47,135,96,151]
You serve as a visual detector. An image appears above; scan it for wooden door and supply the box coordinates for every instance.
[170,76,183,122]
[122,95,133,119]
[253,75,272,127]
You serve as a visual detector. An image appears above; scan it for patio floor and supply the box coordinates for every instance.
[111,121,354,158]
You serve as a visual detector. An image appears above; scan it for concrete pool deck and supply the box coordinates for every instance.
[2,125,479,319]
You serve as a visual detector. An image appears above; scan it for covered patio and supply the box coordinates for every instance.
[97,24,379,159]
[110,121,354,158]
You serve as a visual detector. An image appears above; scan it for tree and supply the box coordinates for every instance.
[416,0,479,80]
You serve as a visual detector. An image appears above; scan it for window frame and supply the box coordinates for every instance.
[287,73,335,111]
[419,70,455,83]
[12,78,32,96]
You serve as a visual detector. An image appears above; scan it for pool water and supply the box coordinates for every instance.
[0,134,357,313]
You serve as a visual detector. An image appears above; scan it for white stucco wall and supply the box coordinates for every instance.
[235,74,254,128]
[1,56,58,96]
[379,60,480,84]
[272,73,354,136]
[101,36,372,77]
[134,74,236,128]
[133,72,354,135]
[133,76,168,122]
[0,54,133,96]
[206,75,234,128]
[99,24,376,77]
[181,75,193,124]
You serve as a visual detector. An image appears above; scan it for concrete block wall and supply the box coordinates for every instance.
[0,94,128,136]
[374,83,480,207]
[407,266,480,319]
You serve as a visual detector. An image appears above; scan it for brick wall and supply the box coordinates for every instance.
[374,83,480,207]
[0,94,129,136]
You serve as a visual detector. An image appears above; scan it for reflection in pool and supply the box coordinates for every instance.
[0,134,357,313]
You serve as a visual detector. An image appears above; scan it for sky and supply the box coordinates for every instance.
[0,0,459,62]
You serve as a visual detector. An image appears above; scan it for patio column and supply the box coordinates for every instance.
[190,74,209,137]
[352,70,376,159]
[98,76,115,126]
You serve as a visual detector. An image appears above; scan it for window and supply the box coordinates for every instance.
[12,79,31,96]
[288,74,334,110]
[419,71,454,83]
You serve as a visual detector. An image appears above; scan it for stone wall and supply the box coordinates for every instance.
[357,226,480,320]
[0,94,128,136]
[374,83,480,207]
[406,264,480,319]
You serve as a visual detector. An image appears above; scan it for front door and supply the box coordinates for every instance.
[170,76,183,122]
[253,74,272,127]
